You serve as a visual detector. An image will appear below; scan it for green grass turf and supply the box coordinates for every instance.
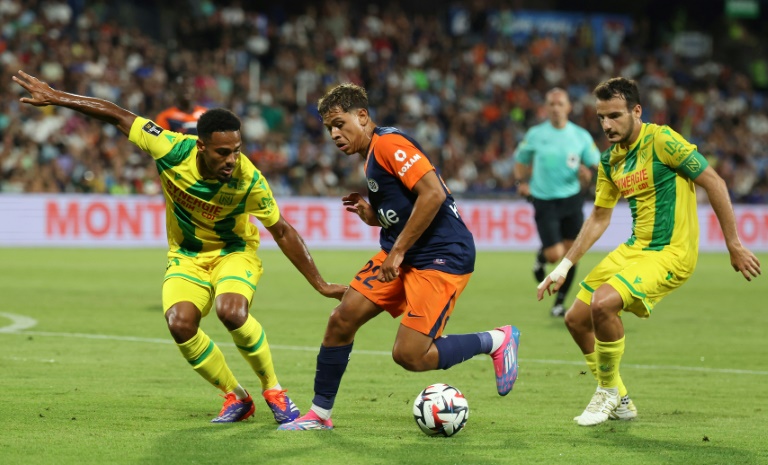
[0,248,766,465]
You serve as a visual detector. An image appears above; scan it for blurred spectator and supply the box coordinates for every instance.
[0,0,766,203]
[155,76,208,134]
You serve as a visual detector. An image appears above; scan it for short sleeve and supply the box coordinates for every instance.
[373,134,435,190]
[514,131,535,165]
[594,162,620,208]
[245,165,281,228]
[128,116,191,161]
[653,125,709,179]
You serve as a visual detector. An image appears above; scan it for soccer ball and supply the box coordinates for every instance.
[412,383,469,437]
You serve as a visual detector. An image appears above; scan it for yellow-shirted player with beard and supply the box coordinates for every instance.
[13,70,347,424]
[537,77,761,426]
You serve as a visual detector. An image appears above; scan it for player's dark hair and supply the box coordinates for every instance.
[318,83,368,117]
[197,108,241,140]
[593,77,641,110]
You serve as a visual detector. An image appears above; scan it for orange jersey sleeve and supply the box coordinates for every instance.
[371,133,435,190]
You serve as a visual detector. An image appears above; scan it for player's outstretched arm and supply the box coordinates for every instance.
[537,205,613,300]
[694,166,761,281]
[12,70,137,136]
[266,215,348,300]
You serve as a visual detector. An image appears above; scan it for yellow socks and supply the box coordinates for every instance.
[584,351,628,397]
[594,336,625,391]
[177,329,238,393]
[231,315,278,390]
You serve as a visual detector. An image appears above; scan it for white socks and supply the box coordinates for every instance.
[489,329,506,353]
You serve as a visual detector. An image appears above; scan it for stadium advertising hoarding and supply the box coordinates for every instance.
[0,195,767,251]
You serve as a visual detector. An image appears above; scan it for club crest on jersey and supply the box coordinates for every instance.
[367,178,379,192]
[219,193,234,205]
[142,121,163,136]
[685,156,701,172]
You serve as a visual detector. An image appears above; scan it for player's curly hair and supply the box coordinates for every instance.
[197,108,241,140]
[594,77,641,110]
[317,83,368,117]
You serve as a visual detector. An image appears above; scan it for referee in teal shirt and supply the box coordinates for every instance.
[514,88,600,317]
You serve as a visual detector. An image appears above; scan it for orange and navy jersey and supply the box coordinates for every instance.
[155,105,208,134]
[364,127,475,275]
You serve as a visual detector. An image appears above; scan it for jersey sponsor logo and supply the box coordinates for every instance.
[166,180,224,218]
[377,208,400,228]
[616,168,649,196]
[257,194,275,211]
[142,121,163,136]
[394,150,423,177]
[664,137,688,161]
[367,178,379,192]
[449,201,460,219]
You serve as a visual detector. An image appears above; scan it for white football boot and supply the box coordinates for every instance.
[575,386,619,426]
[609,395,638,420]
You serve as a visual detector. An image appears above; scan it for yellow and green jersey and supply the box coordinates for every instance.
[595,123,708,258]
[128,117,279,259]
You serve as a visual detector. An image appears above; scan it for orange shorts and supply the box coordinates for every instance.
[349,250,472,338]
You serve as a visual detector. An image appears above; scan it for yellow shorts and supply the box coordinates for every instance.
[161,252,264,316]
[576,244,695,318]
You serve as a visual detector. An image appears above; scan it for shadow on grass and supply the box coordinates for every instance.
[142,419,521,465]
[586,421,760,465]
[139,412,764,465]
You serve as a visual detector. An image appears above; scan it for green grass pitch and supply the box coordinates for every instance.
[0,248,766,465]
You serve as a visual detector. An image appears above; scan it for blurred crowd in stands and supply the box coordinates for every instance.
[1,0,767,202]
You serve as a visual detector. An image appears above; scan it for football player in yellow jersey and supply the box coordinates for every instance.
[537,77,761,426]
[13,70,347,424]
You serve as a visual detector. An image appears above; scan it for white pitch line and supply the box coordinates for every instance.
[3,328,768,376]
[0,312,39,333]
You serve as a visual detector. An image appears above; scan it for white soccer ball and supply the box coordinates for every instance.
[413,383,469,437]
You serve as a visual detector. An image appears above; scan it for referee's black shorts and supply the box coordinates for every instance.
[532,193,584,249]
